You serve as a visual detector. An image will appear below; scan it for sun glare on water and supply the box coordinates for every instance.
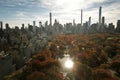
[64,59,74,69]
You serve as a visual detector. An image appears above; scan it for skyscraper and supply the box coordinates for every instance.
[39,21,42,27]
[102,16,105,25]
[5,23,9,28]
[33,21,35,27]
[0,21,3,30]
[22,24,24,28]
[89,17,91,27]
[81,9,83,26]
[116,20,120,32]
[33,21,36,32]
[99,6,102,24]
[39,21,42,32]
[50,12,52,26]
[73,19,75,26]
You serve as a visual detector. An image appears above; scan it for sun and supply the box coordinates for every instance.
[64,59,74,69]
[56,0,84,12]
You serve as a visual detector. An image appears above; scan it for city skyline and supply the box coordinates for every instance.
[0,0,120,27]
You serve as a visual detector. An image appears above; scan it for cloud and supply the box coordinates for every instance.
[39,0,120,26]
[40,0,106,11]
[0,0,120,27]
[16,11,27,17]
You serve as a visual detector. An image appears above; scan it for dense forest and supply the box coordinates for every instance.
[4,33,120,80]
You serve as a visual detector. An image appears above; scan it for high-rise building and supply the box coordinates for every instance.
[50,12,52,26]
[99,6,102,24]
[33,21,36,32]
[108,23,115,32]
[45,21,48,27]
[88,17,91,27]
[33,21,35,27]
[116,20,120,32]
[22,24,24,28]
[5,23,9,28]
[0,21,3,30]
[81,9,83,26]
[39,21,42,32]
[73,19,75,26]
[21,24,25,31]
[39,21,42,27]
[102,16,105,25]
[28,24,33,32]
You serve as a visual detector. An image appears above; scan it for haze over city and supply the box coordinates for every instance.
[0,0,120,27]
[0,0,120,80]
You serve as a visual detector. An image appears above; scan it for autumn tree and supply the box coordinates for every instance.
[25,50,63,80]
[92,68,117,80]
[110,55,120,77]
[74,62,92,80]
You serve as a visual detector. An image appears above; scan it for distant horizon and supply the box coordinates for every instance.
[0,17,119,29]
[0,0,120,28]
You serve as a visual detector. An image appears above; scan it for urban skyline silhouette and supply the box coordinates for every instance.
[0,0,119,27]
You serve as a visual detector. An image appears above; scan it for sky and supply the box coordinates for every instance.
[0,0,120,28]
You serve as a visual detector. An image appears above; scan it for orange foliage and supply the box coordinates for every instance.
[27,71,45,80]
[25,50,62,80]
[92,68,117,80]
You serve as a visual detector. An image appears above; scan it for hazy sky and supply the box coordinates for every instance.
[0,0,120,28]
